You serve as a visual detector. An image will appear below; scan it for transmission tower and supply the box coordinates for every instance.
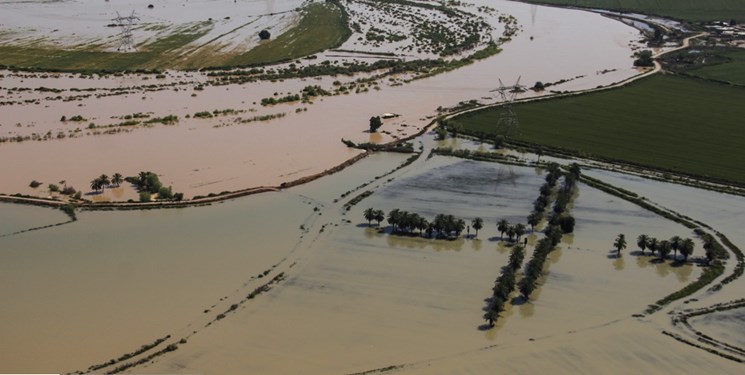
[490,76,525,139]
[113,11,140,52]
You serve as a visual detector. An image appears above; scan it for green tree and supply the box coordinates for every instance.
[634,50,654,67]
[518,276,535,300]
[557,216,575,234]
[497,218,509,240]
[514,223,526,242]
[647,237,658,256]
[637,234,649,255]
[111,173,123,187]
[670,236,682,260]
[387,209,401,232]
[416,217,429,236]
[658,240,672,261]
[703,236,715,264]
[90,179,102,193]
[364,208,375,226]
[527,211,540,231]
[506,225,516,241]
[98,174,110,190]
[614,233,627,256]
[471,217,484,237]
[373,210,385,226]
[680,238,695,262]
[455,219,466,237]
[369,116,383,132]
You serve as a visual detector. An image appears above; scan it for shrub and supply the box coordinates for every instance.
[29,180,42,188]
[158,186,173,200]
[48,184,59,192]
[139,192,151,202]
[61,186,77,195]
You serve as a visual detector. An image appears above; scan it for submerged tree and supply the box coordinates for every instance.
[111,173,123,187]
[613,233,627,256]
[637,234,649,255]
[363,208,375,226]
[497,218,510,240]
[471,217,483,237]
[680,238,695,262]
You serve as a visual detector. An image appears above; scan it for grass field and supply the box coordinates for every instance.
[687,49,745,85]
[0,22,212,72]
[453,74,745,185]
[227,2,350,66]
[0,2,350,71]
[523,0,745,22]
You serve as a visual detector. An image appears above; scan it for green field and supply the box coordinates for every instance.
[523,0,745,22]
[0,2,350,72]
[227,2,351,66]
[454,75,745,185]
[688,49,745,85]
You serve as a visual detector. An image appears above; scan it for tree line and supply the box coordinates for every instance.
[484,164,581,326]
[364,208,485,239]
[614,233,701,262]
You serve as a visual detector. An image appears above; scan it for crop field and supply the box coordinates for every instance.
[687,49,745,86]
[454,75,745,185]
[227,2,351,67]
[523,0,745,21]
[0,1,348,71]
[0,22,211,71]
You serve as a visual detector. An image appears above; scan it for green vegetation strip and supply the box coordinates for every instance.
[455,75,745,186]
[0,22,211,72]
[687,49,745,86]
[522,0,745,22]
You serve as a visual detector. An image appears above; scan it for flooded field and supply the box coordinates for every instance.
[0,0,647,200]
[4,143,742,373]
[1,1,743,374]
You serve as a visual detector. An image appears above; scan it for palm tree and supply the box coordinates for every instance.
[90,179,101,193]
[514,223,526,242]
[363,208,375,226]
[96,174,110,192]
[527,212,540,231]
[455,219,466,237]
[658,240,672,261]
[568,163,581,180]
[506,225,516,242]
[680,238,695,262]
[703,236,715,264]
[613,233,627,256]
[647,237,658,256]
[497,219,509,239]
[111,173,123,187]
[138,171,149,189]
[387,209,401,232]
[374,210,385,226]
[670,236,682,260]
[416,217,428,236]
[637,234,649,255]
[471,217,484,237]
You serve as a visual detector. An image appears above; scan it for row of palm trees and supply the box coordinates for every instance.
[483,165,580,327]
[484,245,525,326]
[364,208,482,239]
[90,173,123,193]
[614,233,698,262]
[496,219,526,242]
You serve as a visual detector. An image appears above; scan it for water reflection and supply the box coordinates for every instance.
[385,233,466,252]
[613,255,625,271]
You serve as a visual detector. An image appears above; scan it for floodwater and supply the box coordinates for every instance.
[0,0,646,200]
[2,1,743,373]
[1,137,742,373]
